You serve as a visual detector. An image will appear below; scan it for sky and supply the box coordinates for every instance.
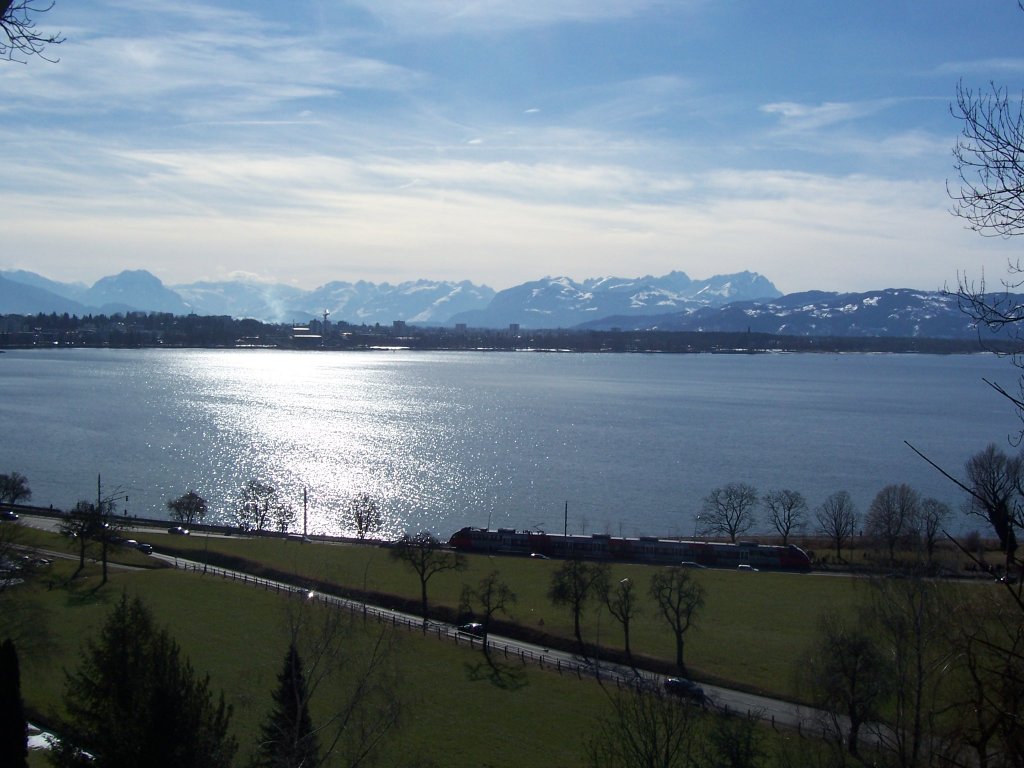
[3,0,1024,294]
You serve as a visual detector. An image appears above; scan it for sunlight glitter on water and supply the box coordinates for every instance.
[170,350,497,538]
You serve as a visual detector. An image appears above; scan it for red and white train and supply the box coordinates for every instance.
[447,527,812,571]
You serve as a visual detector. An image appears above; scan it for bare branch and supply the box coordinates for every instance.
[0,1,63,63]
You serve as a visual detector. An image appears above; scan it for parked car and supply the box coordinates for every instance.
[664,677,706,704]
[167,526,190,535]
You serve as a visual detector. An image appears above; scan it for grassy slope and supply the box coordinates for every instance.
[16,561,608,768]
[153,534,861,698]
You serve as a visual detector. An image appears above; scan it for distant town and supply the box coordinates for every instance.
[0,311,1009,354]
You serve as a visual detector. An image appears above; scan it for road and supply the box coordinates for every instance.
[12,512,839,737]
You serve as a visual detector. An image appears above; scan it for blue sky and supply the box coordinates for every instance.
[3,0,1024,293]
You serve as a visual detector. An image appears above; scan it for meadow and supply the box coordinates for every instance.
[7,524,992,767]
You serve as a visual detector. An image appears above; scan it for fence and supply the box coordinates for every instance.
[170,557,648,686]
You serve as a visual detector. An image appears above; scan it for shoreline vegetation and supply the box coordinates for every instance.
[0,311,1015,354]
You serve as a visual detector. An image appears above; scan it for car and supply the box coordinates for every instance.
[529,552,549,559]
[123,539,139,549]
[679,561,706,569]
[167,526,190,535]
[664,677,706,704]
[737,564,759,572]
[457,622,484,637]
[136,542,154,554]
[0,510,19,521]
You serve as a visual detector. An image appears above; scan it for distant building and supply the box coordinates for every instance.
[509,323,520,336]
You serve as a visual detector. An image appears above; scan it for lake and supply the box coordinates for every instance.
[0,348,1015,539]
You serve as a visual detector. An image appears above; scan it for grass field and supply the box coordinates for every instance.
[7,523,996,767]
[141,532,865,698]
[12,560,611,767]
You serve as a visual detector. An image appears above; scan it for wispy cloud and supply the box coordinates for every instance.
[3,3,424,122]
[760,99,898,132]
[344,0,685,34]
[935,57,1024,76]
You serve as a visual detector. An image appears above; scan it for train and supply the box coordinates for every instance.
[447,527,813,571]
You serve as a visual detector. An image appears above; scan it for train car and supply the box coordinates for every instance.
[447,527,812,571]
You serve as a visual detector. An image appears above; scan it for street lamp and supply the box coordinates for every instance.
[693,514,701,542]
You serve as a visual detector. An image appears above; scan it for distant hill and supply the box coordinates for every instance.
[0,273,89,315]
[0,268,1005,341]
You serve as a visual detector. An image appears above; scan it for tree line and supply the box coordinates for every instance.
[1,310,1012,354]
[698,439,1024,574]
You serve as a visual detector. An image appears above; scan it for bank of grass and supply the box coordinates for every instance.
[151,533,862,699]
[16,560,610,768]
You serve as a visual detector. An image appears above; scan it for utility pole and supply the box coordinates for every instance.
[98,474,109,584]
[303,487,308,539]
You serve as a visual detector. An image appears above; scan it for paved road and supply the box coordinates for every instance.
[14,513,839,736]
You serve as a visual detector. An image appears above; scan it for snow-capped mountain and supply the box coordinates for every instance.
[579,288,1005,339]
[448,271,780,328]
[3,269,1000,341]
[0,269,497,325]
[300,279,496,325]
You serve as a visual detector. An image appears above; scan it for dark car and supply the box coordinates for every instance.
[167,526,190,536]
[0,510,19,521]
[664,677,706,704]
[457,622,484,637]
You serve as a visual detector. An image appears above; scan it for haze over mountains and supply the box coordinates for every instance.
[0,267,1000,339]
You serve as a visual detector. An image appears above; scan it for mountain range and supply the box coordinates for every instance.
[0,268,1001,339]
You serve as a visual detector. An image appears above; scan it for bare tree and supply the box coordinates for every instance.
[700,483,758,543]
[761,488,807,546]
[599,574,641,662]
[342,493,381,540]
[459,570,516,657]
[964,443,1022,570]
[166,490,207,527]
[0,1,63,62]
[548,557,608,651]
[944,591,1024,768]
[865,576,953,768]
[235,480,279,533]
[865,484,921,564]
[815,490,858,562]
[951,75,1024,239]
[389,532,466,630]
[949,8,1024,440]
[801,611,892,758]
[648,566,706,674]
[58,500,99,574]
[586,683,702,768]
[0,472,30,506]
[918,497,949,565]
[272,501,296,534]
[268,594,401,768]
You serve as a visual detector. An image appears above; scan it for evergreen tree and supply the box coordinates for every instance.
[0,638,27,768]
[52,594,237,768]
[257,641,319,768]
